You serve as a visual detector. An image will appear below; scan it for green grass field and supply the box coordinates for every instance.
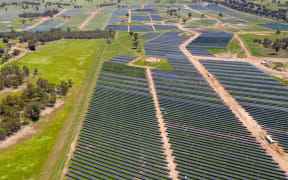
[0,39,103,180]
[133,57,173,71]
[239,33,288,57]
[85,7,114,30]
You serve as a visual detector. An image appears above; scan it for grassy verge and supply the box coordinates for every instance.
[0,39,103,180]
[133,57,173,71]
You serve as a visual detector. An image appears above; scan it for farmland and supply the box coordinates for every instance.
[0,1,288,179]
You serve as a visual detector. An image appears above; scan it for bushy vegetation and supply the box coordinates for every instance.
[209,0,288,22]
[18,9,59,18]
[0,67,72,140]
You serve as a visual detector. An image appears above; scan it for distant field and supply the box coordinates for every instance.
[63,13,90,29]
[240,33,288,58]
[0,39,103,180]
[85,7,114,30]
[187,19,217,27]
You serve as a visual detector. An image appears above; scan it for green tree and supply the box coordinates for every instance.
[133,41,139,49]
[133,33,138,41]
[22,66,29,77]
[68,79,73,87]
[34,68,38,75]
[28,40,36,50]
[24,103,40,121]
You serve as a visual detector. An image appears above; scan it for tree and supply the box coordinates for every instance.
[263,38,272,48]
[13,49,20,56]
[133,41,139,49]
[137,44,142,52]
[182,18,187,24]
[129,31,133,38]
[24,103,40,121]
[48,93,56,107]
[23,66,29,77]
[133,33,138,41]
[188,12,192,18]
[34,68,38,75]
[28,40,36,50]
[272,41,281,54]
[276,29,281,34]
[2,37,8,44]
[59,81,69,95]
[218,12,223,17]
[68,79,73,87]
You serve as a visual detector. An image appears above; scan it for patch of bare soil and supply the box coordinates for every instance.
[0,125,36,149]
[41,100,64,116]
[145,57,160,63]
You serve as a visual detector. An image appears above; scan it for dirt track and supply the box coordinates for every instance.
[146,69,179,180]
[180,37,288,176]
[79,9,99,30]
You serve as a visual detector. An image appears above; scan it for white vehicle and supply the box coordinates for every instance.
[265,136,274,144]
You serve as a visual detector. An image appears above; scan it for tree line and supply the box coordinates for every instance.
[0,66,72,140]
[253,37,288,54]
[0,29,115,50]
[205,0,288,22]
[18,9,59,18]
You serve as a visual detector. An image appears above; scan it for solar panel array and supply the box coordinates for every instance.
[66,54,170,179]
[151,14,162,21]
[105,25,128,31]
[260,23,288,29]
[130,25,154,32]
[131,12,151,22]
[139,32,161,39]
[207,6,232,12]
[201,59,288,153]
[154,25,179,30]
[186,30,234,57]
[144,32,287,179]
[188,5,207,10]
[145,32,190,58]
[109,9,128,24]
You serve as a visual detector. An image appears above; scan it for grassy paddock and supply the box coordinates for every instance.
[0,39,103,180]
[239,33,288,58]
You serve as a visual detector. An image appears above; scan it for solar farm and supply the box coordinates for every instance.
[65,32,288,179]
[1,1,288,179]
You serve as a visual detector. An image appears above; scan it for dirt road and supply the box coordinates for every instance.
[180,37,288,176]
[146,68,179,180]
[79,9,99,30]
